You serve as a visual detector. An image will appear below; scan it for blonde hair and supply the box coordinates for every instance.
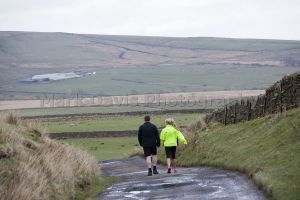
[165,118,178,129]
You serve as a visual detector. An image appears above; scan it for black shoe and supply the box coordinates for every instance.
[153,167,159,175]
[148,168,152,176]
[167,168,171,174]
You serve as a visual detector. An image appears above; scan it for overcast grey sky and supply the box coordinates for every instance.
[0,0,299,40]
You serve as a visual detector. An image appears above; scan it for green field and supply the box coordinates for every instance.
[166,108,300,200]
[63,137,139,160]
[44,112,200,161]
[1,65,298,100]
[5,103,215,117]
[41,113,203,133]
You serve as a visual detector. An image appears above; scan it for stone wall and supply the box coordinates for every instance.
[205,71,300,124]
[49,130,137,139]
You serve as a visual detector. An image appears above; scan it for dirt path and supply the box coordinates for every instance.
[97,156,266,200]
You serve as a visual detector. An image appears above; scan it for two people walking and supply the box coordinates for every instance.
[138,115,187,176]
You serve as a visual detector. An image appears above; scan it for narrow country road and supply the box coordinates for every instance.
[97,156,266,200]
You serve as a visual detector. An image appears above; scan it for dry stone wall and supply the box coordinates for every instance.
[205,71,300,124]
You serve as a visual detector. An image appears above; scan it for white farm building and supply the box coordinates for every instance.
[32,72,82,81]
[21,71,96,83]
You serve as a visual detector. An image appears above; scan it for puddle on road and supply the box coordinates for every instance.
[102,174,216,199]
[98,157,266,200]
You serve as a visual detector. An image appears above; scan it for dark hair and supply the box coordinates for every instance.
[144,115,150,121]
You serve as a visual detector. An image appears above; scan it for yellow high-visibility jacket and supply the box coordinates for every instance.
[160,125,187,147]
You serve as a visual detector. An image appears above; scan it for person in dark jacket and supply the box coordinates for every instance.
[138,115,160,176]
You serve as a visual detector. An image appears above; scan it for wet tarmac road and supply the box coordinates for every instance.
[97,156,266,200]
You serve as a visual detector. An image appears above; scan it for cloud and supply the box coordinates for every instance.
[0,0,299,40]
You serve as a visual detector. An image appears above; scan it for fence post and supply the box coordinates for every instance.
[224,105,227,125]
[247,101,252,121]
[234,102,237,124]
[296,78,300,108]
[280,82,283,113]
[263,96,267,116]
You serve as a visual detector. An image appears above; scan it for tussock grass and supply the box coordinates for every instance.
[0,113,103,200]
[5,112,19,125]
[165,108,300,200]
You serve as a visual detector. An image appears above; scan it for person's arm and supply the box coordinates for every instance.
[160,128,165,144]
[138,126,143,146]
[154,125,160,147]
[176,130,188,144]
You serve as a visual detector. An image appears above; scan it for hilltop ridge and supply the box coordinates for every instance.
[1,31,300,69]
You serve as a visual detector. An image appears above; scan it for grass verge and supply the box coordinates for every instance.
[161,108,300,200]
[75,176,117,200]
[0,113,112,199]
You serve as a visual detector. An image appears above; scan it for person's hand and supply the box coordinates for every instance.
[183,140,188,145]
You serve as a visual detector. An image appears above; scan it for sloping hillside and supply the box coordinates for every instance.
[1,31,299,100]
[1,31,300,69]
[0,113,111,200]
[172,108,300,200]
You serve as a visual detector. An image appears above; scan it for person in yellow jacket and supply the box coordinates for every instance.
[160,118,187,173]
